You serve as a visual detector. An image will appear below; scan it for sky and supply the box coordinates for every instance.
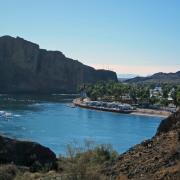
[0,0,180,76]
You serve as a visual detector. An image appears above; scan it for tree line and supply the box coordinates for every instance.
[81,81,180,107]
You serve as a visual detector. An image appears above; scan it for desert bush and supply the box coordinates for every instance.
[57,140,118,179]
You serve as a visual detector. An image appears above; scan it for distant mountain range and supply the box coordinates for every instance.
[118,74,139,82]
[118,74,139,79]
[125,71,180,84]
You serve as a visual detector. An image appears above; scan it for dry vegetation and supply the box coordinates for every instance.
[0,140,117,180]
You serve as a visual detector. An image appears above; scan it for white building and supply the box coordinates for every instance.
[168,88,175,101]
[150,87,163,98]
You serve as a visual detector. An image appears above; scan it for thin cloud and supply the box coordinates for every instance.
[90,64,180,76]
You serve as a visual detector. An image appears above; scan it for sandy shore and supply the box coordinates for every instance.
[131,108,171,117]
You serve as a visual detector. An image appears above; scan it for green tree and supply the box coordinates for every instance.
[176,91,180,106]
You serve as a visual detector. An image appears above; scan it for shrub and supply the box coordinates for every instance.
[57,140,118,179]
[0,164,18,180]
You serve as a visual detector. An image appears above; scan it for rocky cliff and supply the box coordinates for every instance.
[0,36,117,93]
[103,109,180,179]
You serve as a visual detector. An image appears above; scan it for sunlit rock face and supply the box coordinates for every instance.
[0,36,117,93]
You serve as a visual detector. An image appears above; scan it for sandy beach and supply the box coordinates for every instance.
[131,108,171,117]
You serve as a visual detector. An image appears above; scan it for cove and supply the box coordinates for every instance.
[0,94,162,155]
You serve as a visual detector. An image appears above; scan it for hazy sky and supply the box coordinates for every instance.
[0,0,179,75]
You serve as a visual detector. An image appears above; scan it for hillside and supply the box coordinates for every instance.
[0,36,117,93]
[103,109,180,179]
[0,110,179,179]
[125,71,180,84]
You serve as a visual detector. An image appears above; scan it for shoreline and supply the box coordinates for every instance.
[73,98,171,118]
[131,108,171,118]
[130,112,169,118]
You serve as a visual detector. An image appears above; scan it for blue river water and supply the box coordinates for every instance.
[0,94,162,156]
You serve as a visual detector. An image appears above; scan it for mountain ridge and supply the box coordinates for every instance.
[125,71,180,84]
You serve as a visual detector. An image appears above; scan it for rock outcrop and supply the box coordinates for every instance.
[0,135,57,171]
[103,109,180,179]
[156,109,180,136]
[0,35,117,93]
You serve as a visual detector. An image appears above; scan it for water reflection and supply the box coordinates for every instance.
[0,94,78,110]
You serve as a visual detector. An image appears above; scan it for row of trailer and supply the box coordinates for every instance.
[82,101,134,113]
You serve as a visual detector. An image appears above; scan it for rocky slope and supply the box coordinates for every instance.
[125,71,180,84]
[0,135,57,171]
[0,36,117,93]
[103,109,180,179]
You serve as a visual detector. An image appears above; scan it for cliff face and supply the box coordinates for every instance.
[103,109,180,179]
[0,36,117,93]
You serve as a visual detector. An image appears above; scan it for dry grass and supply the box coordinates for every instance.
[0,164,18,180]
[8,140,117,180]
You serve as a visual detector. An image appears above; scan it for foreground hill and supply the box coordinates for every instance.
[125,71,180,84]
[0,36,117,93]
[103,109,180,179]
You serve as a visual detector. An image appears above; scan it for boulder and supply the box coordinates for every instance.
[0,135,57,171]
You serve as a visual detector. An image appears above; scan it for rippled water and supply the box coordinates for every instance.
[0,94,162,155]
